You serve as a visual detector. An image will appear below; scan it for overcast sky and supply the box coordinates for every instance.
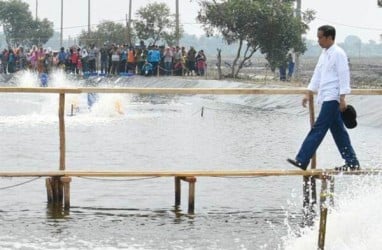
[21,0,382,43]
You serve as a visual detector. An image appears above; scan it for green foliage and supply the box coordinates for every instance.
[197,0,258,45]
[28,18,55,47]
[0,0,53,48]
[134,3,181,46]
[255,0,306,70]
[78,21,129,47]
[197,0,260,77]
[197,0,312,75]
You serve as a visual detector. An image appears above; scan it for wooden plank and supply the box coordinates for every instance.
[0,87,381,95]
[0,169,380,177]
[0,87,81,94]
[76,87,310,95]
[351,89,382,95]
[59,93,66,170]
[0,87,307,95]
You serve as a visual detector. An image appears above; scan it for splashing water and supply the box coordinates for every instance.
[282,174,382,250]
[3,70,128,121]
[90,93,127,117]
[14,70,40,87]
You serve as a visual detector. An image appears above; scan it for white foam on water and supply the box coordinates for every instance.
[90,93,127,118]
[2,71,131,124]
[282,174,382,250]
[13,70,40,87]
[0,236,149,250]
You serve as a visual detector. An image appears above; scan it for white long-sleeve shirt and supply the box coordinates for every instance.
[308,44,351,104]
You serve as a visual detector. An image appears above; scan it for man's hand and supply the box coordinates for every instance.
[339,95,347,112]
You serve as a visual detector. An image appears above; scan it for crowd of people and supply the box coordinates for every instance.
[0,41,208,77]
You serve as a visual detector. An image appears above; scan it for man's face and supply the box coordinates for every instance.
[317,30,332,49]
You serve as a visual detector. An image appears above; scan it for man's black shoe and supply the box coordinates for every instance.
[334,164,360,171]
[287,158,308,170]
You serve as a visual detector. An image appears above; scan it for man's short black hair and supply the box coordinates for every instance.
[318,25,336,40]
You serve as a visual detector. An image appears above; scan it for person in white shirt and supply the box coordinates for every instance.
[287,25,360,171]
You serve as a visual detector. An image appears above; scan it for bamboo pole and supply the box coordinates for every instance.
[51,176,63,203]
[318,206,328,250]
[186,177,197,214]
[318,178,329,250]
[46,178,53,203]
[60,177,71,209]
[179,177,197,213]
[59,93,65,171]
[329,176,335,207]
[308,93,317,206]
[302,93,317,225]
[308,93,316,170]
[46,177,63,204]
[0,169,380,178]
[175,177,181,206]
[320,178,328,206]
[0,87,381,95]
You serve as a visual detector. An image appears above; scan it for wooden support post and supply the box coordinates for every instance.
[53,176,63,203]
[318,177,329,250]
[318,206,328,250]
[46,177,53,203]
[329,176,335,207]
[46,176,64,204]
[308,93,317,206]
[179,177,197,213]
[187,177,196,214]
[302,176,314,226]
[320,178,328,206]
[60,177,72,210]
[175,177,181,207]
[59,93,66,171]
[302,93,317,226]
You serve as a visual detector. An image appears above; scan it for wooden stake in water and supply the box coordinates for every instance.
[59,93,66,171]
[318,178,329,250]
[318,206,328,250]
[175,177,181,207]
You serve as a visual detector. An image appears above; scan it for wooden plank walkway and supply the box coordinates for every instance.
[0,169,381,177]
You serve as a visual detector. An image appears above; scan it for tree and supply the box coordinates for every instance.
[197,0,259,78]
[255,0,309,71]
[134,3,182,46]
[197,0,313,77]
[0,0,53,48]
[28,18,55,47]
[79,21,129,47]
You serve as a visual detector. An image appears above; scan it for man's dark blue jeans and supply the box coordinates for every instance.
[296,100,359,167]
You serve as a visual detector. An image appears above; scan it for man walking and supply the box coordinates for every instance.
[287,25,360,171]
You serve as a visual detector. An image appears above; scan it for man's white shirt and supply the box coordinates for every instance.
[308,44,351,104]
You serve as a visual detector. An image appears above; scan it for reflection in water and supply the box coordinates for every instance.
[46,204,70,219]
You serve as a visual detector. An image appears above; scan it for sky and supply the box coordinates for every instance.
[20,0,382,43]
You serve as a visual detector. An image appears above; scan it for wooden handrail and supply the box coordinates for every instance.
[1,87,381,95]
